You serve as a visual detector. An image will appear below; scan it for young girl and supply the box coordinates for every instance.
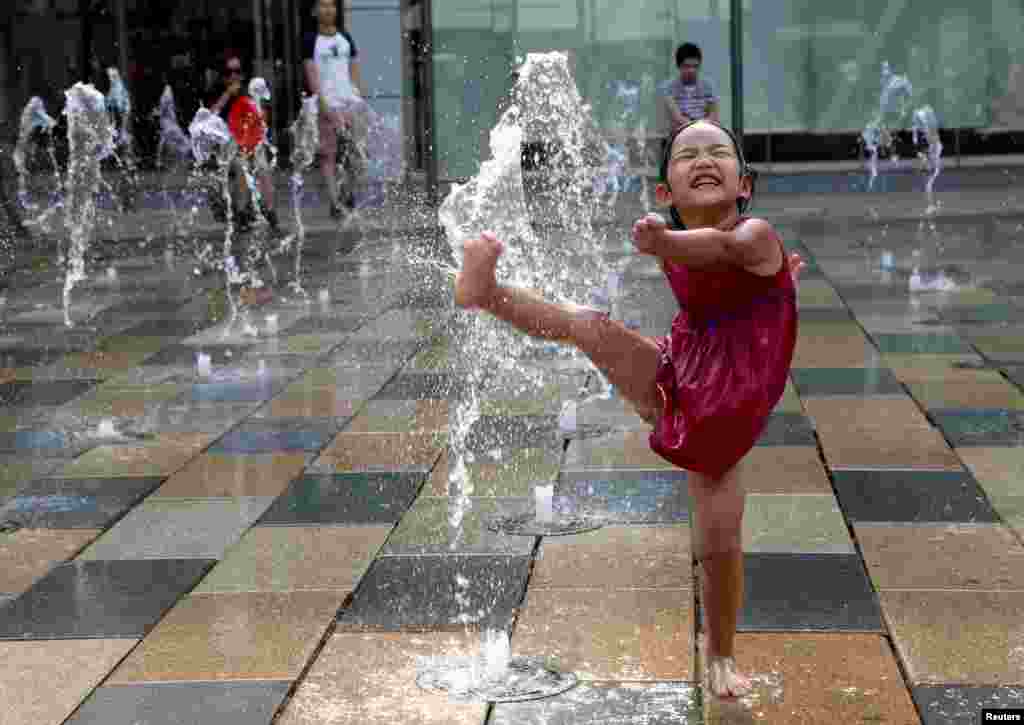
[455,118,803,699]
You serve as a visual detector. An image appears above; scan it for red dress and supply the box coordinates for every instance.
[649,218,798,479]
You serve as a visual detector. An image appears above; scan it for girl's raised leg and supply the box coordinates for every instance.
[690,464,751,699]
[455,232,662,422]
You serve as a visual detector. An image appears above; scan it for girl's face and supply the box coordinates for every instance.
[660,121,750,218]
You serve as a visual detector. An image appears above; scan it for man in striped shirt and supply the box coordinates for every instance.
[661,43,720,134]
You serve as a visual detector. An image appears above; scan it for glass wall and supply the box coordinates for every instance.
[431,0,731,179]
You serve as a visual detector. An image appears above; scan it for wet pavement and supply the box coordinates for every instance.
[1,172,1023,724]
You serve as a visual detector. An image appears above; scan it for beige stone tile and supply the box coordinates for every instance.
[196,525,390,593]
[885,355,1005,384]
[735,447,832,494]
[277,632,486,725]
[513,588,692,681]
[0,529,100,594]
[532,526,692,589]
[817,425,961,470]
[315,432,444,472]
[154,453,307,498]
[0,639,138,725]
[58,433,213,478]
[344,400,449,433]
[957,447,1024,502]
[803,396,930,431]
[705,634,918,725]
[856,523,1024,591]
[882,590,1024,684]
[109,592,343,682]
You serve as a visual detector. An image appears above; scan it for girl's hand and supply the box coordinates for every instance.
[788,252,806,289]
[631,213,668,256]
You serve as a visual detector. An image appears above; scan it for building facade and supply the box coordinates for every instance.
[3,1,1024,182]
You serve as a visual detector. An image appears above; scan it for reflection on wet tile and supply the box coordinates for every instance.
[931,409,1024,447]
[0,559,214,639]
[345,399,448,433]
[881,590,1024,685]
[275,632,487,725]
[188,382,277,403]
[857,523,1024,590]
[58,433,213,478]
[259,472,422,525]
[109,592,343,682]
[314,432,444,472]
[0,430,71,453]
[210,419,338,454]
[872,333,974,355]
[532,526,691,589]
[831,469,998,523]
[196,525,389,594]
[0,528,99,595]
[514,588,692,681]
[466,415,561,453]
[816,425,961,470]
[913,685,1024,725]
[0,639,138,725]
[155,453,307,498]
[491,682,702,725]
[68,681,291,725]
[705,633,917,725]
[72,383,183,418]
[286,315,367,335]
[426,448,560,497]
[338,555,529,631]
[1,476,163,529]
[77,498,273,560]
[740,554,882,632]
[732,449,827,498]
[140,344,253,367]
[791,368,904,397]
[744,495,854,554]
[906,379,1024,410]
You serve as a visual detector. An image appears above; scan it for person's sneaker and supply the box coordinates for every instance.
[234,208,254,232]
[239,286,273,306]
[265,209,280,232]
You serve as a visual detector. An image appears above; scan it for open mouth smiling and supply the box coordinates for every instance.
[691,175,721,189]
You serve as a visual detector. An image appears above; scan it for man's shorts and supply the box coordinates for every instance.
[318,98,369,161]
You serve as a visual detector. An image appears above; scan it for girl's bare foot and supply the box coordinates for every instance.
[707,655,753,699]
[454,232,503,309]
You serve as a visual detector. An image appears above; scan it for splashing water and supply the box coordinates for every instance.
[912,104,943,213]
[14,96,62,229]
[287,95,320,295]
[105,67,138,213]
[62,83,114,327]
[433,51,611,700]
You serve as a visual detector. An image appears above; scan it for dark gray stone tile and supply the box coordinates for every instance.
[831,469,999,523]
[929,409,1024,447]
[121,319,207,337]
[1007,366,1024,389]
[0,477,164,529]
[284,315,367,335]
[67,681,291,725]
[373,373,465,400]
[210,418,340,454]
[755,413,817,446]
[0,380,98,407]
[259,472,423,525]
[913,685,1024,725]
[328,340,422,367]
[737,553,883,632]
[337,555,530,631]
[490,682,703,724]
[466,415,562,453]
[0,348,63,368]
[0,559,215,640]
[791,367,904,396]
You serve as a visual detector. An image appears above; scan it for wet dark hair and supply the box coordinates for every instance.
[659,119,757,227]
[676,43,702,68]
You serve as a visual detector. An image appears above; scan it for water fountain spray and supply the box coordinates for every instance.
[912,104,943,214]
[105,67,138,212]
[14,97,61,229]
[286,95,320,295]
[62,83,114,327]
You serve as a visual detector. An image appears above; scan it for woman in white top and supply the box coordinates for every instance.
[303,0,368,217]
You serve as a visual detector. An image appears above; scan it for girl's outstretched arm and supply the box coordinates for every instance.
[632,214,781,275]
